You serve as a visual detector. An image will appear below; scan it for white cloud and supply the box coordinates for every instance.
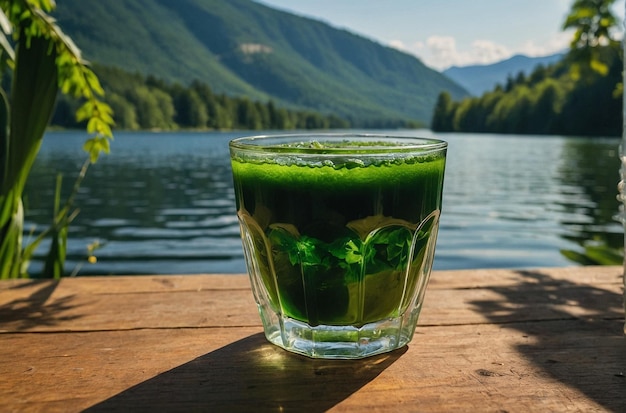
[470,40,510,64]
[517,32,572,57]
[388,35,512,70]
[425,36,467,68]
[388,39,408,52]
[389,33,572,71]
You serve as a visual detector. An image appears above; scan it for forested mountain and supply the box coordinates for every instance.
[52,0,468,126]
[443,53,564,96]
[52,65,358,131]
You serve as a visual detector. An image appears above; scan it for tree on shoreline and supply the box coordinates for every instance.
[431,0,621,137]
[563,0,619,77]
[52,63,422,132]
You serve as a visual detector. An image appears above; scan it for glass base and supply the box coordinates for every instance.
[258,303,422,359]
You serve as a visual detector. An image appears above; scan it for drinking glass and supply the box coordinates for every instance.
[230,134,447,358]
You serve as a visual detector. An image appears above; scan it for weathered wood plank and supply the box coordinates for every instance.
[1,266,620,299]
[0,273,251,296]
[0,320,623,413]
[1,267,622,332]
[428,265,623,289]
[0,267,623,412]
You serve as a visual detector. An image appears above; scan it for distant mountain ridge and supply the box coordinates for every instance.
[52,0,468,125]
[443,53,565,96]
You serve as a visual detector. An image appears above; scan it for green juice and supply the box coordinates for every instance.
[231,143,446,328]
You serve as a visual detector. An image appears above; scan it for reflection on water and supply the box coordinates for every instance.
[438,132,621,269]
[558,139,623,248]
[23,130,622,275]
[24,131,243,275]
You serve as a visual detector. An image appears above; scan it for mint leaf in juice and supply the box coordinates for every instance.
[231,140,446,328]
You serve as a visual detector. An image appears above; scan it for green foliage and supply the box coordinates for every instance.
[0,0,114,278]
[561,240,623,266]
[267,216,423,284]
[52,65,372,131]
[563,0,619,78]
[432,0,622,137]
[564,0,617,48]
[430,92,454,132]
[431,44,622,136]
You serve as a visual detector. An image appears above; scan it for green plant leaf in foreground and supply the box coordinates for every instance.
[0,23,58,279]
[8,23,59,197]
[560,242,624,266]
[0,0,115,278]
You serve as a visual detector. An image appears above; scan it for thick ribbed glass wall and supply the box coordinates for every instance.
[230,134,447,359]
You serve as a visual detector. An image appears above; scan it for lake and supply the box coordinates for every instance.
[22,130,623,276]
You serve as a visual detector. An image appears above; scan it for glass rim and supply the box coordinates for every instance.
[229,133,447,154]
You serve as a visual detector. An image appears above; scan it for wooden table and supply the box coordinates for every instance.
[0,266,624,412]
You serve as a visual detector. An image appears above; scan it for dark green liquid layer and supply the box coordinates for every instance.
[232,154,445,326]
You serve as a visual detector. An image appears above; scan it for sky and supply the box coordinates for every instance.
[256,0,625,70]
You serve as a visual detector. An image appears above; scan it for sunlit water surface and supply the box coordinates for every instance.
[23,130,622,275]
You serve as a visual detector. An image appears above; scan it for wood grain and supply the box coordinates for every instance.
[0,266,624,412]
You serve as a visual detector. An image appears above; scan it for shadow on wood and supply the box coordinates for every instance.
[0,280,81,330]
[85,332,406,412]
[469,268,626,412]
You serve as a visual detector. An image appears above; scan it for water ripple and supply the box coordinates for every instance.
[21,131,622,275]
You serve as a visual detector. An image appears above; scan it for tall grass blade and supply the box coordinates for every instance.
[42,174,67,278]
[0,24,59,278]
